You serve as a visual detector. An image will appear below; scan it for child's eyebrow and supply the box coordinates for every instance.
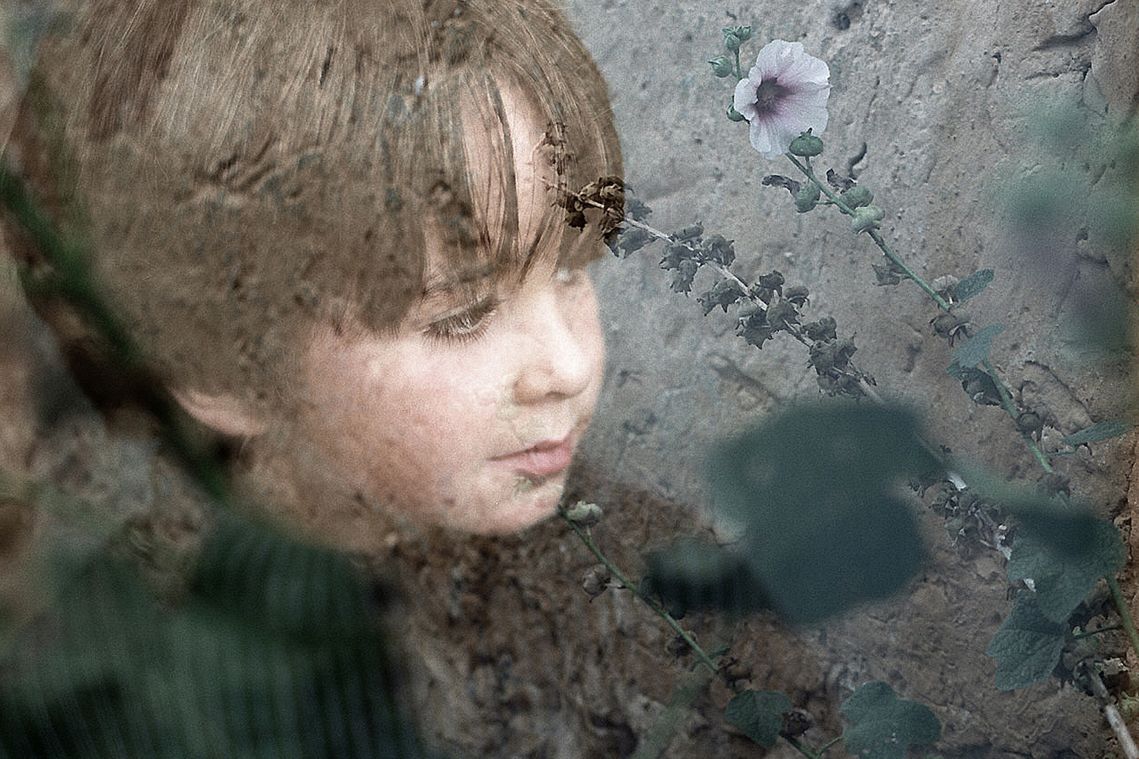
[421,263,499,296]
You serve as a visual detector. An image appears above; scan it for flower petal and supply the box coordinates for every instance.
[775,51,830,90]
[738,39,832,157]
[749,113,802,159]
[774,86,830,135]
[733,77,760,120]
[749,39,805,81]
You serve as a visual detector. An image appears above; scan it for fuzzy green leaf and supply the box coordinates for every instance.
[707,403,935,625]
[1063,420,1132,447]
[645,539,770,615]
[0,514,430,759]
[1007,517,1125,622]
[951,269,994,303]
[951,324,1004,369]
[725,690,792,748]
[986,594,1068,690]
[840,681,941,759]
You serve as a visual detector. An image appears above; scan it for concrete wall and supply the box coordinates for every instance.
[568,0,1138,514]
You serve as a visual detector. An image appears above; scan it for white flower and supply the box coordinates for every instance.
[733,40,830,159]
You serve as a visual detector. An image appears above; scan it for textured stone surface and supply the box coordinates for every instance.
[570,0,1137,510]
[563,0,1138,755]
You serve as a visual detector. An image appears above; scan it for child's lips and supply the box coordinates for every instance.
[491,432,576,478]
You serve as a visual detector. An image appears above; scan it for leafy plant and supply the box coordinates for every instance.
[0,513,432,759]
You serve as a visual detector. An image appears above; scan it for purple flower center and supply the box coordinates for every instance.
[753,78,789,114]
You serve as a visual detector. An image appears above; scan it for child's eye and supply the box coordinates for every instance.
[424,297,499,344]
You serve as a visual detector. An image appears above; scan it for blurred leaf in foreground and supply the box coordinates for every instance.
[652,403,936,626]
[0,512,432,758]
[1007,518,1125,623]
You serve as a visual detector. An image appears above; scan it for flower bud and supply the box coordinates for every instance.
[707,55,734,78]
[703,233,736,266]
[564,501,603,527]
[665,634,692,658]
[581,564,611,598]
[671,259,700,294]
[780,709,813,739]
[794,184,820,213]
[784,285,810,307]
[803,316,837,342]
[766,300,800,331]
[839,185,874,208]
[757,271,785,291]
[788,131,824,157]
[1016,410,1044,439]
[726,103,746,122]
[731,25,753,42]
[851,205,885,233]
[722,29,741,51]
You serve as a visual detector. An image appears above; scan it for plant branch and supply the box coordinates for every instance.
[1084,663,1139,759]
[783,154,952,312]
[558,510,721,675]
[1106,576,1139,663]
[1072,625,1125,640]
[782,735,821,759]
[980,358,1053,473]
[816,735,842,756]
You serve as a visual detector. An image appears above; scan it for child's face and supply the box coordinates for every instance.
[286,84,606,534]
[295,253,604,534]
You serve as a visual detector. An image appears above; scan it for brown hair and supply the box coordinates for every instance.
[3,0,622,418]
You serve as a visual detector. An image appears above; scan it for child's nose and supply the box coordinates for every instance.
[511,283,599,405]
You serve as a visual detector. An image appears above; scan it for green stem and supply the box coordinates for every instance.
[979,361,1139,663]
[1107,576,1139,662]
[980,359,1053,473]
[784,154,952,312]
[1072,625,1124,640]
[783,736,819,759]
[816,735,842,756]
[559,512,721,674]
[733,48,742,80]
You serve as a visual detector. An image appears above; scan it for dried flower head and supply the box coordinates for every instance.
[733,40,830,159]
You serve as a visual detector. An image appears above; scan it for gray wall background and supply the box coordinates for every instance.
[566,0,1138,514]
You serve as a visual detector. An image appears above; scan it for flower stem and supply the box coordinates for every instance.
[558,510,722,674]
[781,153,1139,680]
[1107,576,1139,662]
[783,736,824,759]
[816,736,842,756]
[1085,663,1139,759]
[980,358,1053,473]
[1072,625,1124,640]
[733,48,742,80]
[783,154,952,312]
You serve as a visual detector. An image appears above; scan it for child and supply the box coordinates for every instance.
[4,0,623,545]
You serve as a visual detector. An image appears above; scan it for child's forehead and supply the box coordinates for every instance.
[457,78,551,254]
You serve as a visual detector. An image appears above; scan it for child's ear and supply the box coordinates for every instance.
[170,387,267,437]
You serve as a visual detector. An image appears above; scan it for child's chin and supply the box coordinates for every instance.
[453,482,565,535]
